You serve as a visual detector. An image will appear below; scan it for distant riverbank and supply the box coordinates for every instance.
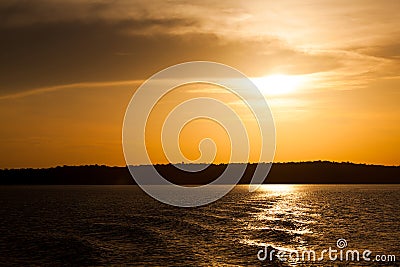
[0,161,398,184]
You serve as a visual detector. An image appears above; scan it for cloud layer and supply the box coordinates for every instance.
[1,0,399,96]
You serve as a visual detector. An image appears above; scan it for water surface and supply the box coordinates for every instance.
[0,185,399,266]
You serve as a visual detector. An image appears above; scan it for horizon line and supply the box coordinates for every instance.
[2,160,399,170]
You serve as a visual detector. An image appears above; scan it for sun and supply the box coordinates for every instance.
[251,74,305,96]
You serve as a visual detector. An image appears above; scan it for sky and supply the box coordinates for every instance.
[0,0,399,168]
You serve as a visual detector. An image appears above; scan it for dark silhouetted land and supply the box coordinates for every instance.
[0,161,398,185]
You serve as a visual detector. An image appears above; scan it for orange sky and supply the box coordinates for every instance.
[0,0,399,168]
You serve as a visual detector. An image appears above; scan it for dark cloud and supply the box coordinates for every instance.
[0,1,343,96]
[354,44,400,60]
[0,0,201,28]
[0,18,201,92]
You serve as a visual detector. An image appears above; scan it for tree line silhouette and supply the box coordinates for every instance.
[0,161,398,185]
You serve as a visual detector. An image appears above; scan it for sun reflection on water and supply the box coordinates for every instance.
[255,184,296,194]
[239,184,317,252]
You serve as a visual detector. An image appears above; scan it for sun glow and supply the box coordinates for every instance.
[251,74,306,96]
[256,184,295,192]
